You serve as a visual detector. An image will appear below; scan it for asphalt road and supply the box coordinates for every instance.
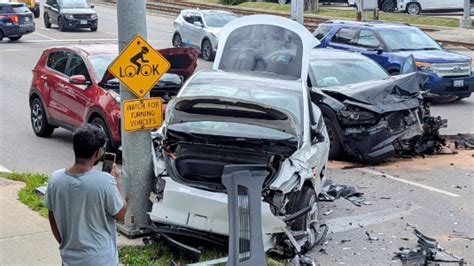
[0,3,472,265]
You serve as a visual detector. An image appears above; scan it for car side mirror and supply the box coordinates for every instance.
[193,21,203,28]
[376,46,384,55]
[70,75,88,85]
[90,5,95,8]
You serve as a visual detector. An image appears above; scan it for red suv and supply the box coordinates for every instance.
[29,44,197,150]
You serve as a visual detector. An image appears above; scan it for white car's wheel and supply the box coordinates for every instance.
[406,2,421,15]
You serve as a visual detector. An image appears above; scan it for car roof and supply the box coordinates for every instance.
[310,48,372,61]
[46,44,119,56]
[0,2,26,6]
[190,70,301,92]
[324,20,418,30]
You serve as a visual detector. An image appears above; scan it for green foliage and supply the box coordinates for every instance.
[119,241,226,265]
[1,172,49,217]
[238,2,460,28]
[220,0,246,6]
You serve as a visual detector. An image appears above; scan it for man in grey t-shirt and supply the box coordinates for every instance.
[45,124,127,265]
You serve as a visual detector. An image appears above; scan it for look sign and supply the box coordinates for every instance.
[108,35,169,132]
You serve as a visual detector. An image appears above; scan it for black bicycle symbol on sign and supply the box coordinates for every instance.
[123,46,152,77]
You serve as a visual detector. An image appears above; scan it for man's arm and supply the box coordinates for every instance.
[48,211,62,244]
[111,164,127,221]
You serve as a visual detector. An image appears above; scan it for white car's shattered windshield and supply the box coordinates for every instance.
[218,24,303,79]
[203,13,237,28]
[310,59,389,87]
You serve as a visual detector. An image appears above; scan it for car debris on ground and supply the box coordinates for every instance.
[318,179,371,207]
[394,229,465,265]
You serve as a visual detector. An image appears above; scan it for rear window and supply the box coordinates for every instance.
[11,4,30,14]
[331,27,357,45]
[218,24,303,79]
[313,25,332,40]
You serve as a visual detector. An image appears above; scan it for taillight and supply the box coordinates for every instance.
[9,15,19,24]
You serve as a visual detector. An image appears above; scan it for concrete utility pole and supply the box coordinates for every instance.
[116,0,154,237]
[460,0,471,28]
[291,0,304,25]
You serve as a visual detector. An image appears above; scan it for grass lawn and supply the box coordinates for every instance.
[238,2,459,28]
[1,172,286,265]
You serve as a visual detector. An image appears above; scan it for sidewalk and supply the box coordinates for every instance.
[0,178,60,265]
[0,177,143,265]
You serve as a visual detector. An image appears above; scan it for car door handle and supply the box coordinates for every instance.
[40,75,47,80]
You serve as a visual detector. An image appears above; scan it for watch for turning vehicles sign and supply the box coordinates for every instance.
[123,98,163,132]
[108,35,171,98]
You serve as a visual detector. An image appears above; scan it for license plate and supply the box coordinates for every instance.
[80,20,87,25]
[453,80,464,87]
[25,17,30,22]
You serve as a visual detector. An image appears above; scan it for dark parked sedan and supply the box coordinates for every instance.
[0,2,35,41]
[43,0,98,32]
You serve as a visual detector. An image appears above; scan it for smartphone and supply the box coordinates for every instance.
[102,152,116,173]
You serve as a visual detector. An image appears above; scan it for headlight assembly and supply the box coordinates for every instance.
[91,13,98,19]
[339,108,376,125]
[64,14,75,20]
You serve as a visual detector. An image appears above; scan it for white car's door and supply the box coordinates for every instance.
[444,0,463,9]
[420,0,444,10]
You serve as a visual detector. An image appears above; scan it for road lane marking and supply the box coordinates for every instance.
[358,168,460,198]
[326,206,420,233]
[0,165,12,173]
[98,30,118,36]
[32,32,56,40]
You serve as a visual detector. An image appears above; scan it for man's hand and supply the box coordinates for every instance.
[111,163,127,221]
[111,163,121,185]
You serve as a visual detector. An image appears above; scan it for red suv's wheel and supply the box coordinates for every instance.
[91,117,112,151]
[30,98,55,137]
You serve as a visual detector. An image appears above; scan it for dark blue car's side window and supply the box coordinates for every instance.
[330,27,357,45]
[356,30,380,48]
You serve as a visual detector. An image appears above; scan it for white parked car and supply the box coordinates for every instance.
[399,0,467,15]
[172,9,237,61]
[149,15,330,258]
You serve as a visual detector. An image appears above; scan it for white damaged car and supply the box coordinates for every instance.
[149,15,330,258]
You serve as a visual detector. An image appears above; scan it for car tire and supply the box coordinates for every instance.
[31,98,55,137]
[324,117,343,159]
[287,186,322,252]
[44,13,51,28]
[406,2,421,15]
[172,33,182,47]
[8,36,22,41]
[381,0,396,12]
[0,30,4,41]
[90,26,98,32]
[201,39,213,61]
[91,117,112,151]
[278,0,289,4]
[58,16,65,32]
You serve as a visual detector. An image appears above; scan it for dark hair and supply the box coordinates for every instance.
[73,124,106,159]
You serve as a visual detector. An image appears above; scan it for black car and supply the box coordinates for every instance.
[0,2,35,42]
[308,49,446,163]
[43,0,98,32]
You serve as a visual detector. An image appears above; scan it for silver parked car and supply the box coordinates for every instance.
[172,9,237,61]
